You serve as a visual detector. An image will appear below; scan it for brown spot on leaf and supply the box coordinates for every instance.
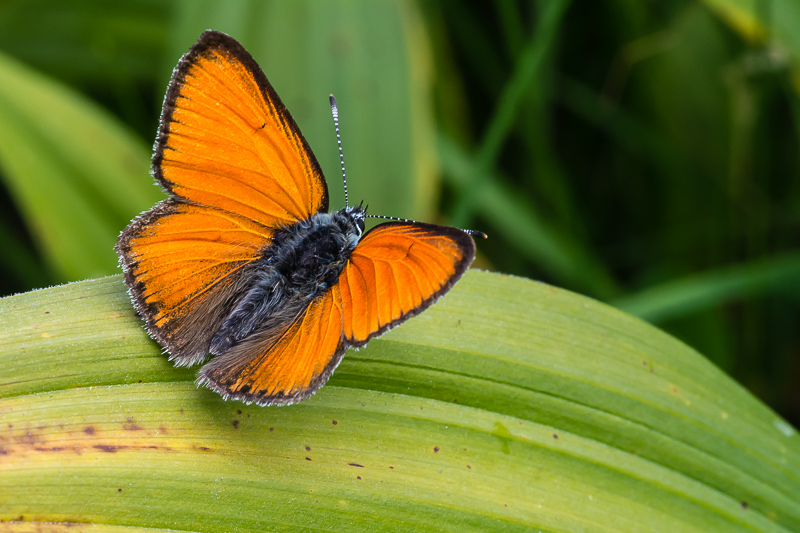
[741,501,749,510]
[332,420,338,425]
[348,463,364,468]
[553,433,559,439]
[94,445,125,453]
[231,420,239,429]
[305,457,312,461]
[83,427,96,435]
[433,446,440,453]
[305,445,311,451]
[356,476,361,480]
[237,409,242,415]
[123,424,143,431]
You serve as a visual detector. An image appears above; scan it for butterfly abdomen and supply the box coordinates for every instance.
[209,209,362,355]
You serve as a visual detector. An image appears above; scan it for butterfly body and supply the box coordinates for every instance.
[209,207,365,357]
[117,30,480,406]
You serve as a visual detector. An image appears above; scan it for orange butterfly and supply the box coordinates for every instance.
[116,31,483,406]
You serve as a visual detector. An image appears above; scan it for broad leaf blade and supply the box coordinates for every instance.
[0,271,798,531]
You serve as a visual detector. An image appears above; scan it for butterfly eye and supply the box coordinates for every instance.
[343,205,366,237]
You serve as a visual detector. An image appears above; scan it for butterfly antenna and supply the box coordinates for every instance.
[366,213,487,239]
[330,95,349,209]
[330,95,485,239]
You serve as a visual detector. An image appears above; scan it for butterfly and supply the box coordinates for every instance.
[116,30,483,406]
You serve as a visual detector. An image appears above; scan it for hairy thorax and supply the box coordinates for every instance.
[209,207,365,355]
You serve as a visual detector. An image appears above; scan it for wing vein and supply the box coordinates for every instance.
[163,157,302,223]
[185,62,309,216]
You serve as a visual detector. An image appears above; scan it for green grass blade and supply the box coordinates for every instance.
[0,50,163,282]
[1,272,798,531]
[703,0,800,58]
[610,252,800,323]
[449,0,571,228]
[438,133,618,297]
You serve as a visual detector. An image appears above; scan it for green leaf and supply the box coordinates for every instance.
[703,0,800,60]
[0,50,163,282]
[448,0,571,228]
[1,271,798,531]
[610,252,800,323]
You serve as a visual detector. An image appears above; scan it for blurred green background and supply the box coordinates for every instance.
[0,0,797,430]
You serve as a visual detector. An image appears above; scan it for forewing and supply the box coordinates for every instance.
[116,199,269,365]
[155,30,328,225]
[197,291,345,406]
[333,222,476,345]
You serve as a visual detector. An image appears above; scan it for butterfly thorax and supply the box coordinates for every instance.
[272,208,365,294]
[209,206,366,355]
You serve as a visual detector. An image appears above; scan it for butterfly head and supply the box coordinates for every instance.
[345,203,366,237]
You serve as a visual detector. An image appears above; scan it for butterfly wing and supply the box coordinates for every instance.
[198,290,345,405]
[334,222,476,345]
[117,30,328,365]
[196,222,476,405]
